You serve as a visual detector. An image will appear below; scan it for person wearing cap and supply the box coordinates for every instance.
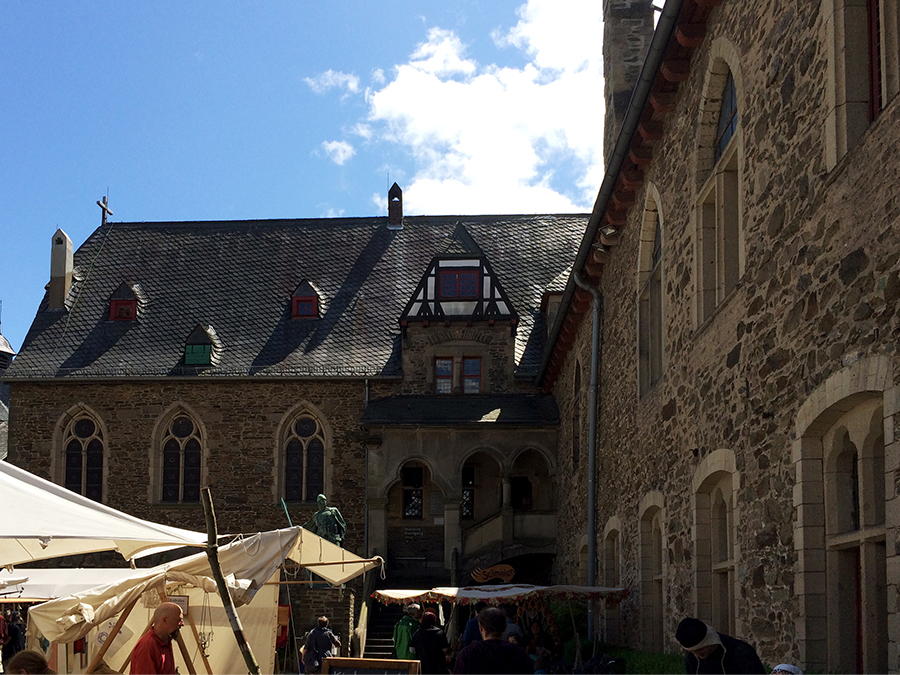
[770,665,802,674]
[675,617,765,674]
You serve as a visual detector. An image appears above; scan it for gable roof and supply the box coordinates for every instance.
[7,214,587,380]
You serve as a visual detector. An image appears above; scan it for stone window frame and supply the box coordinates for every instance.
[573,360,583,468]
[793,356,894,673]
[638,492,666,653]
[637,184,665,397]
[823,0,900,170]
[458,447,503,525]
[693,39,745,329]
[274,402,333,505]
[424,339,492,394]
[602,516,623,645]
[691,449,738,638]
[150,403,208,507]
[53,405,108,503]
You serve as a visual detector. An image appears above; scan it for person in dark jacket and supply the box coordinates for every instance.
[461,602,487,647]
[410,611,450,674]
[675,617,765,674]
[303,616,341,674]
[454,607,533,674]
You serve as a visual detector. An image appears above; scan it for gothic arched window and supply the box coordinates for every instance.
[63,414,104,501]
[161,414,203,503]
[284,413,325,502]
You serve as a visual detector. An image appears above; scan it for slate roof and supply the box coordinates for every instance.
[360,394,559,426]
[7,214,587,380]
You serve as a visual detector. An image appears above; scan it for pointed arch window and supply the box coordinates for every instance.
[284,413,325,502]
[161,414,203,503]
[63,414,104,501]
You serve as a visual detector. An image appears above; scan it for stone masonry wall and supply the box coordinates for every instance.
[553,0,900,665]
[8,378,396,548]
[400,323,533,394]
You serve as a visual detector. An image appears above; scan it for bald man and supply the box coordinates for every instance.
[130,602,184,674]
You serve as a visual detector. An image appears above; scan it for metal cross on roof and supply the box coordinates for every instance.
[96,195,113,227]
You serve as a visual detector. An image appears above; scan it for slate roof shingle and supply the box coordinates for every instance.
[7,214,587,380]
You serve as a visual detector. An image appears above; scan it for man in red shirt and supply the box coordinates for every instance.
[130,602,184,674]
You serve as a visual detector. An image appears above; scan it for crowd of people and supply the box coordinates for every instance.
[388,604,804,675]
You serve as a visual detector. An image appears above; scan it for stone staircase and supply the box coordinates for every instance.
[363,603,403,659]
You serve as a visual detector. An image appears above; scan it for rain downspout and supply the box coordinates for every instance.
[573,269,601,639]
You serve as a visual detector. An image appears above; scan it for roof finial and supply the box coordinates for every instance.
[96,195,113,227]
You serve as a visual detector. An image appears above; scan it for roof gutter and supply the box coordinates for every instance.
[537,0,684,385]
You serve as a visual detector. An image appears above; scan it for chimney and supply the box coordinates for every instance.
[49,228,73,310]
[603,0,655,163]
[387,183,403,230]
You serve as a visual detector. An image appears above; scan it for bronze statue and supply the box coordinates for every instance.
[303,494,347,546]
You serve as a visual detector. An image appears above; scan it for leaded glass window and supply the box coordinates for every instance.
[284,413,325,502]
[63,414,104,501]
[161,414,202,503]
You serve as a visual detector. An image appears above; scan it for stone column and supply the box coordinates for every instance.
[443,498,461,570]
[367,497,388,560]
[501,474,514,546]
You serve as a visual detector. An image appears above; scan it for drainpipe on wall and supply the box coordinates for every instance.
[573,269,602,640]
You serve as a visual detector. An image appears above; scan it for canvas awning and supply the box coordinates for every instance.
[0,462,209,565]
[372,584,629,607]
[28,526,382,644]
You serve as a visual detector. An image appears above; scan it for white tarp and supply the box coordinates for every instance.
[25,526,381,674]
[372,584,629,607]
[0,462,209,565]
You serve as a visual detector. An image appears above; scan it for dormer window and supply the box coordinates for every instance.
[108,281,140,321]
[292,296,318,318]
[109,299,136,321]
[291,280,322,319]
[184,324,219,366]
[184,344,212,365]
[440,269,479,299]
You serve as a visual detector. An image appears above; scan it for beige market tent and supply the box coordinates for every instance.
[0,462,209,565]
[25,527,382,674]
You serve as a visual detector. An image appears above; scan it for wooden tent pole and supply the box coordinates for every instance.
[83,594,140,675]
[157,587,197,675]
[202,487,261,675]
[184,610,214,675]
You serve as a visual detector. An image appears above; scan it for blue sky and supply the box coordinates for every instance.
[0,1,611,353]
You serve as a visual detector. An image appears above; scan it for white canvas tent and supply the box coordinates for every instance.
[371,584,629,607]
[0,462,209,565]
[24,527,382,674]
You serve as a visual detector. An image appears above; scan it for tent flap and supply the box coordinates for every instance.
[0,462,208,566]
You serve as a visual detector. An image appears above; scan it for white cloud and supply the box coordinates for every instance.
[304,70,361,95]
[321,140,356,165]
[371,68,386,85]
[364,0,605,214]
[319,0,606,215]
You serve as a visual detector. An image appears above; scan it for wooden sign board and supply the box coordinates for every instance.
[323,657,421,674]
[470,564,515,583]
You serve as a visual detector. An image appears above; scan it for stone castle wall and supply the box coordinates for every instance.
[552,0,900,665]
[8,378,395,544]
